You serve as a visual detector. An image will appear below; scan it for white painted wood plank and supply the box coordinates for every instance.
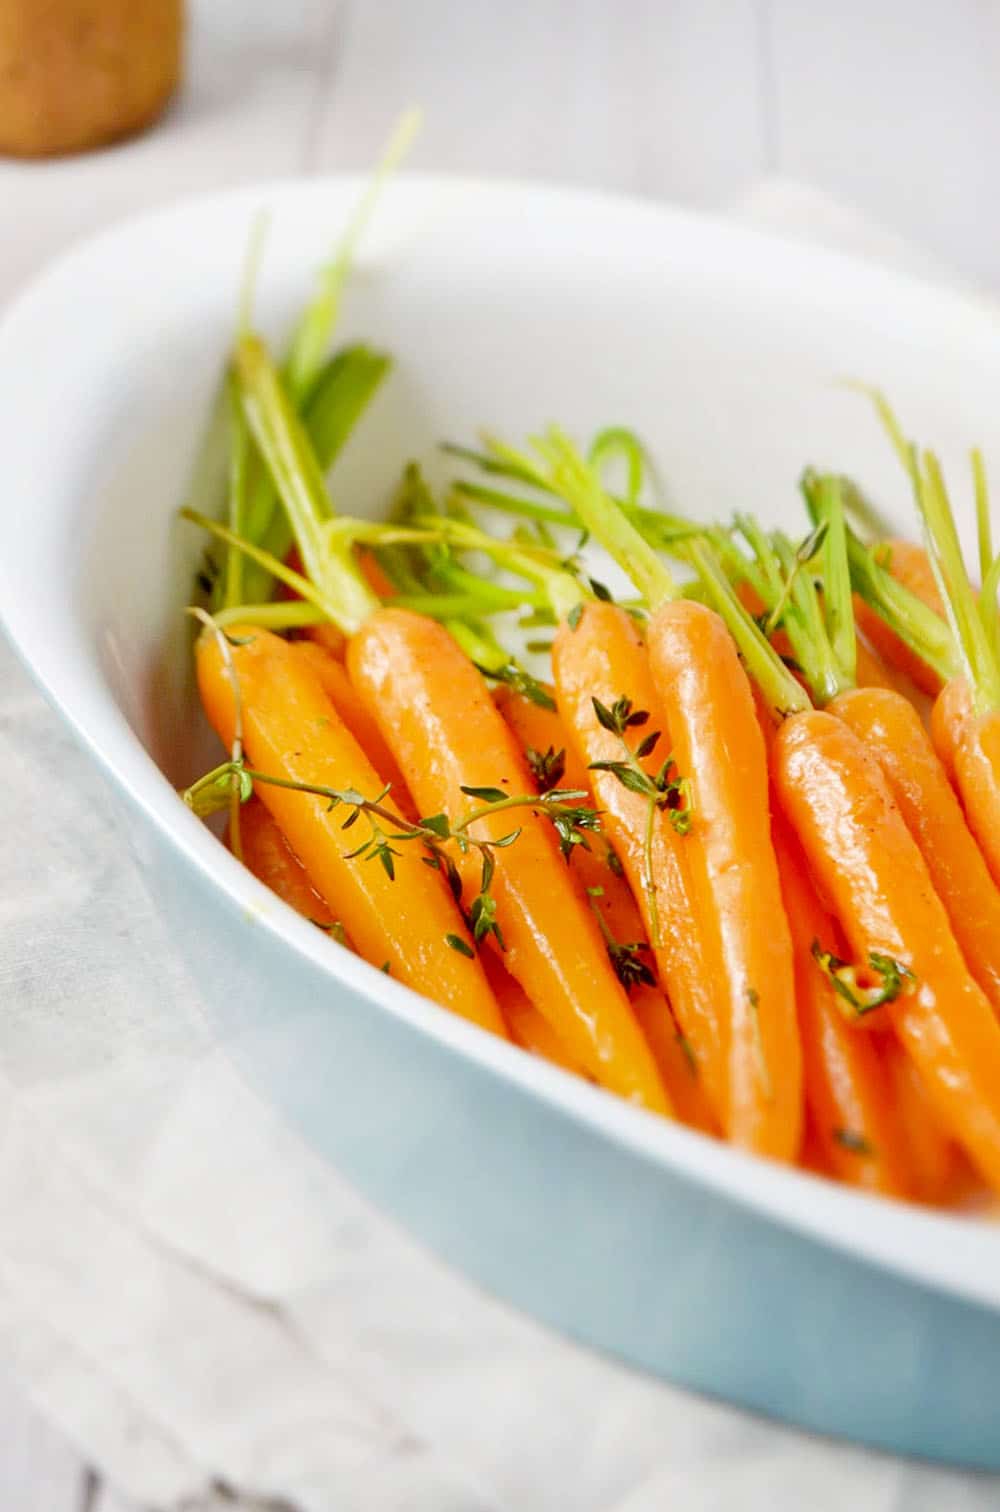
[0,1364,91,1510]
[310,0,767,206]
[764,0,1000,287]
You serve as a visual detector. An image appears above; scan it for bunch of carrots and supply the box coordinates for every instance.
[180,159,1000,1213]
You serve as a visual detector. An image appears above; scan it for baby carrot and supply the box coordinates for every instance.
[772,811,913,1197]
[289,639,416,818]
[552,601,728,1124]
[831,685,1000,1012]
[495,681,718,1135]
[646,599,801,1162]
[774,710,1000,1192]
[197,624,508,1037]
[347,607,670,1113]
[480,951,581,1074]
[910,451,1000,891]
[235,795,338,928]
[879,1036,959,1206]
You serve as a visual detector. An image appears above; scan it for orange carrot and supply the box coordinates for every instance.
[931,675,970,789]
[347,607,670,1113]
[494,682,717,1135]
[831,686,1000,1012]
[854,539,946,696]
[197,624,508,1038]
[646,599,801,1161]
[774,709,1000,1191]
[289,640,416,819]
[480,951,581,1074]
[930,676,1000,892]
[772,811,913,1197]
[552,601,728,1124]
[235,795,338,928]
[879,1036,958,1206]
[357,546,397,599]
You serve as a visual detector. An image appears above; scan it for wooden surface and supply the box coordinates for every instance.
[3,0,999,1505]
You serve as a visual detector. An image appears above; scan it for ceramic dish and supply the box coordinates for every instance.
[2,176,1000,1466]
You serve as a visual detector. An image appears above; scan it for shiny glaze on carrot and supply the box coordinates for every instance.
[197,624,507,1037]
[347,608,669,1113]
[235,795,337,927]
[480,951,581,1074]
[831,686,1000,1012]
[495,682,718,1136]
[774,709,1000,1191]
[773,811,913,1197]
[552,602,727,1123]
[289,640,416,819]
[931,677,1000,892]
[647,599,801,1161]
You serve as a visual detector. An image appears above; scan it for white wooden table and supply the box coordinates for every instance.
[3,1,999,1504]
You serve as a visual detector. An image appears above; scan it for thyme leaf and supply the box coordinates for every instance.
[812,941,914,1017]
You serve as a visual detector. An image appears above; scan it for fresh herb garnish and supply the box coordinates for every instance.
[586,695,692,944]
[811,940,914,1017]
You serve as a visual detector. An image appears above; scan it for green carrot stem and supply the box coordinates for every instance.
[181,507,349,628]
[973,449,993,587]
[283,109,420,404]
[815,474,857,691]
[223,375,250,609]
[413,514,585,622]
[233,334,379,634]
[536,428,679,609]
[770,526,841,701]
[689,541,811,719]
[915,449,1000,714]
[806,477,959,685]
[588,426,647,506]
[214,600,328,631]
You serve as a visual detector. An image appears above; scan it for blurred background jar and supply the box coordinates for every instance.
[0,0,184,157]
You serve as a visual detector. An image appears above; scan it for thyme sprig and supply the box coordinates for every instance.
[811,940,915,1019]
[585,886,656,992]
[525,745,566,792]
[586,695,692,947]
[182,757,599,952]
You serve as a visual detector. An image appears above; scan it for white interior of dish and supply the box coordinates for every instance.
[2,175,1000,1310]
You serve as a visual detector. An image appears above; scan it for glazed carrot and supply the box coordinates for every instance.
[831,685,1000,1011]
[235,795,338,928]
[646,601,801,1160]
[357,546,397,598]
[909,452,1000,893]
[493,681,642,907]
[495,681,717,1134]
[480,951,581,1074]
[347,607,670,1113]
[289,639,416,819]
[774,710,1000,1191]
[931,676,970,789]
[931,676,1000,891]
[879,1036,957,1206]
[196,624,508,1038]
[772,811,913,1197]
[304,621,347,658]
[552,601,727,1124]
[854,538,946,696]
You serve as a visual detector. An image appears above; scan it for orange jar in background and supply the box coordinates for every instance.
[0,0,184,157]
